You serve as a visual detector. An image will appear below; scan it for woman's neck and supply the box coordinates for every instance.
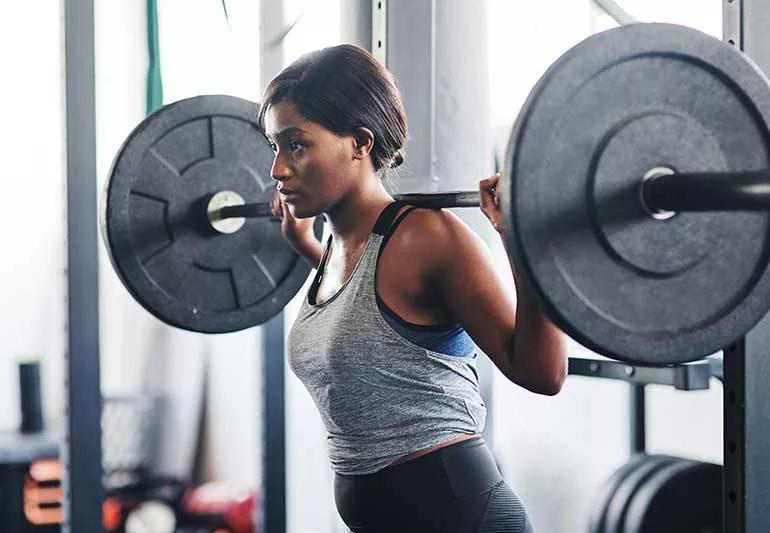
[325,176,393,246]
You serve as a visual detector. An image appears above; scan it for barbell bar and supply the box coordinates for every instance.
[101,22,770,366]
[207,190,482,234]
[207,168,770,235]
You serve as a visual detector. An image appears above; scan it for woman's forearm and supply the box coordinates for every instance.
[500,236,567,395]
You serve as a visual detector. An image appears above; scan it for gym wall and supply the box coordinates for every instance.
[0,3,66,437]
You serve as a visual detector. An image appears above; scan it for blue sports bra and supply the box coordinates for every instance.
[375,203,475,357]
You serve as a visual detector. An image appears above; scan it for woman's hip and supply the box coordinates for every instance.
[333,436,533,533]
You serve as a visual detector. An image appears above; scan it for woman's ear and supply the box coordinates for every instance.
[352,127,375,160]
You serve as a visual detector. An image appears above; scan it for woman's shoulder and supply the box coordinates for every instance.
[387,207,488,267]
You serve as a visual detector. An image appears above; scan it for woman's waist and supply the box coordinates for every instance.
[334,434,503,499]
[390,433,480,466]
[327,426,484,476]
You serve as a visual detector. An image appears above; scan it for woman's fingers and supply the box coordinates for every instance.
[479,172,503,232]
[280,197,296,223]
[479,174,499,208]
[270,191,282,218]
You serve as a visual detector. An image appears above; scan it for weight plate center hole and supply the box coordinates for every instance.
[640,166,678,221]
[208,190,247,234]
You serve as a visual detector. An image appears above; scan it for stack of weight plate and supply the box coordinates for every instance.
[588,453,721,533]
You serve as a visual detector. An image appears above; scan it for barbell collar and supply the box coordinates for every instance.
[642,169,770,214]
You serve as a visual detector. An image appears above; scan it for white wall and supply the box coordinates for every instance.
[486,1,724,532]
[0,3,66,433]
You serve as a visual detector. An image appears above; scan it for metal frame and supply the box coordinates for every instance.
[261,315,286,533]
[372,0,387,64]
[428,0,438,186]
[722,3,770,531]
[723,342,746,532]
[569,356,720,456]
[723,0,742,49]
[567,357,719,458]
[629,384,646,454]
[381,0,434,189]
[63,1,104,532]
[567,357,714,390]
[259,2,287,531]
[738,0,770,64]
[592,0,638,25]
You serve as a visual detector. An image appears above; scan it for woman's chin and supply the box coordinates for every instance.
[288,203,316,219]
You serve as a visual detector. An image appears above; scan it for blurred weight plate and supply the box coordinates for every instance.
[102,95,321,333]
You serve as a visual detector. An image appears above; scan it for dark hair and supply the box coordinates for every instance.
[258,44,407,173]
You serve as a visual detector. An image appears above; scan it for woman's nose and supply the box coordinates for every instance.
[271,155,290,182]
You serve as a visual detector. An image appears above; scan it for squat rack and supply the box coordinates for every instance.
[720,2,770,530]
[63,1,102,531]
[61,1,770,532]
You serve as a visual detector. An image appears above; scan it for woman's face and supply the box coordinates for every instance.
[263,100,357,218]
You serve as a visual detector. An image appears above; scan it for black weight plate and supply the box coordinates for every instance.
[602,454,680,533]
[502,23,770,365]
[588,453,650,533]
[102,95,322,333]
[624,459,721,533]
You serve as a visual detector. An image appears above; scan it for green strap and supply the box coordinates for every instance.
[146,0,163,114]
[221,0,230,25]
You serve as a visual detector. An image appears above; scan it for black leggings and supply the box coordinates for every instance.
[334,437,534,533]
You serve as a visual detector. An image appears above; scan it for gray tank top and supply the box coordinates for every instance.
[287,202,486,475]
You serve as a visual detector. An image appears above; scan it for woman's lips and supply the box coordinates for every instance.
[279,188,300,201]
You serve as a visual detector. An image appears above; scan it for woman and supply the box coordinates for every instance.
[262,44,565,533]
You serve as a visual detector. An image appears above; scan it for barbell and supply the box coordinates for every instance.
[101,23,770,366]
[207,169,770,224]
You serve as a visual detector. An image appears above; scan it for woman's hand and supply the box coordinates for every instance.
[479,172,504,233]
[269,191,322,266]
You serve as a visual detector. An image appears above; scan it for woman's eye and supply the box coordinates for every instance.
[289,140,303,152]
